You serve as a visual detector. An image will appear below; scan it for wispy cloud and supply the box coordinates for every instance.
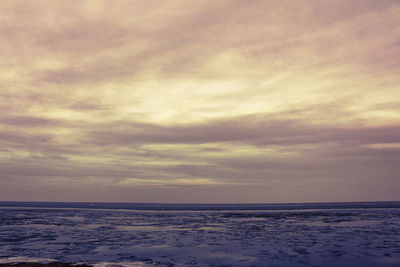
[0,0,399,202]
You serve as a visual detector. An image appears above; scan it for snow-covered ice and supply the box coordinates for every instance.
[0,202,399,266]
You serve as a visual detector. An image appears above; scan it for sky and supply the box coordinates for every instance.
[0,0,399,203]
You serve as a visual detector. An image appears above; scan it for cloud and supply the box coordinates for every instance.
[0,115,59,127]
[0,0,399,202]
[118,177,226,187]
[84,110,400,147]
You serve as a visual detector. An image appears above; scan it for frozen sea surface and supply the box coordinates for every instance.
[0,201,400,266]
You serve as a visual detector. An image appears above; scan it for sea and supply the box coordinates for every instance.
[0,201,399,267]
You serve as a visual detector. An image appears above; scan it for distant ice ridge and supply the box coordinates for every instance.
[1,201,399,211]
[0,257,56,264]
[93,262,154,267]
[0,258,154,267]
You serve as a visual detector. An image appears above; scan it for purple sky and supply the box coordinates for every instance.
[1,0,399,203]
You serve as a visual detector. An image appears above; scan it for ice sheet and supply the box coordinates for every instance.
[0,202,399,266]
